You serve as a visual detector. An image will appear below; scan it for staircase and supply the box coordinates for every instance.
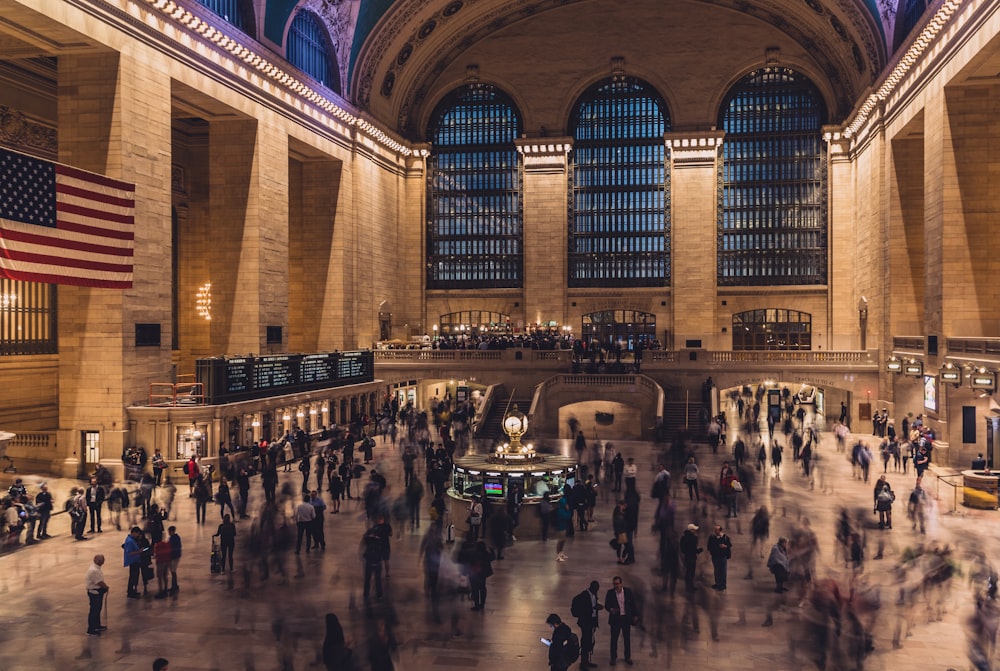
[476,395,533,444]
[662,401,705,438]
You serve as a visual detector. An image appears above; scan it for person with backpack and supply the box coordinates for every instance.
[571,580,603,669]
[873,475,895,529]
[544,613,579,671]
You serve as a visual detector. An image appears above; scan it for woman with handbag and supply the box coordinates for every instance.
[467,495,483,541]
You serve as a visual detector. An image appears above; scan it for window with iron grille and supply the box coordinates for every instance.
[426,84,523,289]
[569,76,669,288]
[0,278,57,355]
[717,67,827,286]
[582,309,657,351]
[287,10,338,93]
[193,0,250,33]
[732,308,812,350]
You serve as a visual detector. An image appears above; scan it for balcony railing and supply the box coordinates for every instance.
[374,348,876,368]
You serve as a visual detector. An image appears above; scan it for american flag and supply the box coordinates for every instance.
[0,147,134,288]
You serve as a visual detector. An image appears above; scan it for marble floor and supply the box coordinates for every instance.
[0,424,992,671]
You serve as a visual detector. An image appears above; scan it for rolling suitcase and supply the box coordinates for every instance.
[210,534,222,574]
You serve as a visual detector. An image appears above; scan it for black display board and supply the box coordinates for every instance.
[196,351,374,404]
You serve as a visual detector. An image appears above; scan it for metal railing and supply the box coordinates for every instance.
[149,382,205,406]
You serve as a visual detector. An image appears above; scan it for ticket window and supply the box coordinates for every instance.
[176,427,205,460]
[83,431,100,464]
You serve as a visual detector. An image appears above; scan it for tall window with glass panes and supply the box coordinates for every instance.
[569,76,670,288]
[717,67,827,286]
[426,84,523,289]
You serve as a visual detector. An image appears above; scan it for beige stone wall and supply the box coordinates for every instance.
[2,0,1000,472]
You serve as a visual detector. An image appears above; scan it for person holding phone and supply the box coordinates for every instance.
[544,613,573,671]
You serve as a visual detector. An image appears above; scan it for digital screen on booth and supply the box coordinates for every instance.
[483,479,504,497]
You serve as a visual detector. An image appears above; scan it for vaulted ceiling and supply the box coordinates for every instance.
[337,0,894,137]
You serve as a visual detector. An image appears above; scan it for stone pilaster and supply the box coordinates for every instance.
[207,119,289,355]
[826,127,859,351]
[57,52,173,474]
[516,138,572,329]
[666,131,723,349]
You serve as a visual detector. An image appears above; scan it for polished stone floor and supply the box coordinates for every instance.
[0,418,993,671]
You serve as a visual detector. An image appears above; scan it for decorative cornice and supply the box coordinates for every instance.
[666,131,724,166]
[136,0,416,157]
[0,106,57,159]
[843,0,964,139]
[515,138,572,156]
[665,132,725,150]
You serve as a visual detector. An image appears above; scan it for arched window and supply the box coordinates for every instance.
[287,10,338,93]
[193,0,252,33]
[582,309,657,351]
[569,77,670,288]
[718,67,827,286]
[426,84,523,289]
[732,308,812,350]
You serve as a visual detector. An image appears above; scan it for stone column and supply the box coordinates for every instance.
[207,118,289,355]
[825,128,857,351]
[666,132,724,349]
[289,152,342,352]
[516,138,572,330]
[57,52,173,476]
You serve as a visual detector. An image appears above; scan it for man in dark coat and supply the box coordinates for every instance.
[604,576,639,665]
[571,580,603,668]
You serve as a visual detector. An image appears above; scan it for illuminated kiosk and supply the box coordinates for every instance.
[449,405,576,540]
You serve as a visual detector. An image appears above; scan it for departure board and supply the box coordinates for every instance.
[337,351,370,381]
[301,353,337,384]
[225,358,252,394]
[254,356,297,389]
[196,351,374,404]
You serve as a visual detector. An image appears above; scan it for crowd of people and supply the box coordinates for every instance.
[2,387,996,671]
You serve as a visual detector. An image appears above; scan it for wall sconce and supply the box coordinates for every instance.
[886,356,902,373]
[971,367,996,392]
[282,413,291,421]
[191,423,202,439]
[309,408,318,415]
[903,358,923,377]
[196,283,212,320]
[939,362,961,387]
[0,293,17,309]
[296,410,305,419]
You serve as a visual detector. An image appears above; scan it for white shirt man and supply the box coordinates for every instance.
[85,554,109,635]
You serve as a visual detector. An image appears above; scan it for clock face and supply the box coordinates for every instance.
[504,416,524,433]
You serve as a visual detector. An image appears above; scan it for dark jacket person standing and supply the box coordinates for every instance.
[707,525,732,590]
[604,576,638,665]
[571,580,603,668]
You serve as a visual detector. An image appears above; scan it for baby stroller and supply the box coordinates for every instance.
[210,534,222,574]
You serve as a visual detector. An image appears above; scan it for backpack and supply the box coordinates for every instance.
[182,461,190,475]
[570,591,588,619]
[562,631,581,665]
